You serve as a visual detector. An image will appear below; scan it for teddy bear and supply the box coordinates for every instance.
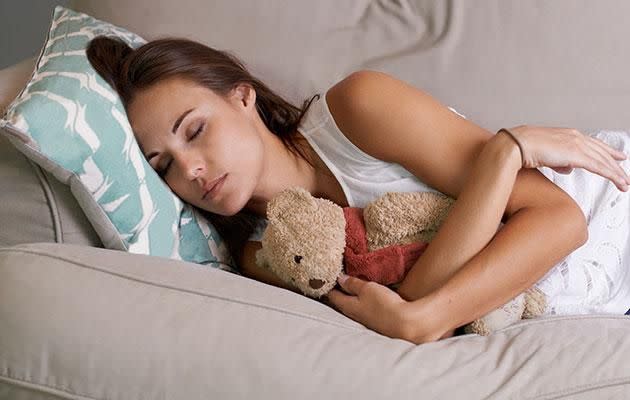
[255,186,547,336]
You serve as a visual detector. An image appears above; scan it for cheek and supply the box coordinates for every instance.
[232,135,264,185]
[215,127,261,169]
[164,176,193,202]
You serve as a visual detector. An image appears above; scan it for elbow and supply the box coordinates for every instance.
[562,201,589,248]
[576,219,589,248]
[574,208,588,247]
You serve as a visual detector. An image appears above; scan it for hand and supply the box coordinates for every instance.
[501,125,629,191]
[324,274,443,344]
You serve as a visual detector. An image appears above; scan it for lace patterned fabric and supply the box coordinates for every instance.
[533,130,630,316]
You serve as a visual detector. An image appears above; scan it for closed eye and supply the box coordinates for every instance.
[189,123,204,140]
[157,123,205,177]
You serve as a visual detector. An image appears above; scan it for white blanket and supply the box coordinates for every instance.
[534,130,630,316]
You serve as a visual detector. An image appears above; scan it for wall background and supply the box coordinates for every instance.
[0,0,70,69]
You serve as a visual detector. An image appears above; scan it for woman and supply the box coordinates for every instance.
[86,36,630,345]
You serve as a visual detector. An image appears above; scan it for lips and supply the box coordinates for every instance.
[202,173,226,200]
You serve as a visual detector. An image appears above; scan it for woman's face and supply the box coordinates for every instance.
[126,76,264,216]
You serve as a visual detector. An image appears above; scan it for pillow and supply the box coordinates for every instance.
[0,5,237,273]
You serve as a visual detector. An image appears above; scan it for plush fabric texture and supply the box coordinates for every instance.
[342,206,428,286]
[0,5,235,272]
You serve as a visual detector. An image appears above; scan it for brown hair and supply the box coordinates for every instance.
[86,35,320,267]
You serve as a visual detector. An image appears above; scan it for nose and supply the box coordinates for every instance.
[179,156,205,181]
[309,278,325,289]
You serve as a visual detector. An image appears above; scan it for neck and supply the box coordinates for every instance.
[244,130,321,218]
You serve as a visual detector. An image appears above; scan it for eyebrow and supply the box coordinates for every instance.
[146,107,195,161]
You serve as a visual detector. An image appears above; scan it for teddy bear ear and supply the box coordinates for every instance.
[267,186,317,220]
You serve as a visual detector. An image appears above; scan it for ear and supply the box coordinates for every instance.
[267,186,317,221]
[230,82,256,108]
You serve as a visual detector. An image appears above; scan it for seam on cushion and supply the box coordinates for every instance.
[0,247,365,332]
[492,313,630,334]
[526,377,630,400]
[0,374,96,400]
[26,157,63,243]
[4,245,630,332]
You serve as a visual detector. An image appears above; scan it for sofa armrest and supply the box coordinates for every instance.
[1,242,629,399]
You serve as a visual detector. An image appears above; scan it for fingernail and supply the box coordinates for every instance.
[337,274,349,284]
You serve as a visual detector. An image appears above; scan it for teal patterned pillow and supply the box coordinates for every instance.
[0,6,237,273]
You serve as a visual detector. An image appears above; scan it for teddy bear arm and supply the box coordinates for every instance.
[522,286,548,318]
[365,193,454,250]
[463,293,526,336]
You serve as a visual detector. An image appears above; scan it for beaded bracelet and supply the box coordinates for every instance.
[497,128,525,167]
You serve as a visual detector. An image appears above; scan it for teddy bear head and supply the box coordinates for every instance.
[255,186,347,298]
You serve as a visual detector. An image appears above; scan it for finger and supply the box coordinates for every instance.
[584,134,625,168]
[336,273,368,296]
[327,288,360,316]
[585,135,630,184]
[579,140,628,191]
[587,134,628,161]
[582,136,629,189]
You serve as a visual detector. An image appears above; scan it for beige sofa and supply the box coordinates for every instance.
[1,1,629,398]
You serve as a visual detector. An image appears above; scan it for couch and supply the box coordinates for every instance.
[1,1,629,398]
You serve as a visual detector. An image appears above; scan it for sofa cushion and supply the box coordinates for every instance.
[0,6,235,271]
[0,242,629,399]
[0,134,104,248]
[0,56,103,248]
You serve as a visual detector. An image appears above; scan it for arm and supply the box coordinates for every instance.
[322,70,588,342]
[393,131,524,339]
[404,201,587,342]
[396,131,528,301]
[324,71,587,265]
[399,137,588,341]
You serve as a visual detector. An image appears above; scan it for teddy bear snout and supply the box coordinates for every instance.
[309,278,325,289]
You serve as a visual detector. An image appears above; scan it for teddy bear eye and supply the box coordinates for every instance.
[294,255,303,264]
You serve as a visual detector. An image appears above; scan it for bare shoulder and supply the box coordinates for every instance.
[325,69,491,159]
[324,69,493,197]
[324,70,580,220]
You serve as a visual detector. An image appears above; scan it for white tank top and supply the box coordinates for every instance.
[247,91,630,317]
[247,93,458,240]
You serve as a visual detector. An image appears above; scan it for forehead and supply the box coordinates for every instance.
[127,77,221,149]
[128,77,221,129]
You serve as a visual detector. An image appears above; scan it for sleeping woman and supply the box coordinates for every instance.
[86,36,630,344]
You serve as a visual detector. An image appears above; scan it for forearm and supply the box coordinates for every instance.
[404,203,588,340]
[396,131,522,301]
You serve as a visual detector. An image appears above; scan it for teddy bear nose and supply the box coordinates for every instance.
[309,278,325,289]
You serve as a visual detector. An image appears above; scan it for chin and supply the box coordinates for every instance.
[209,176,257,217]
[219,204,242,217]
[214,194,249,217]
